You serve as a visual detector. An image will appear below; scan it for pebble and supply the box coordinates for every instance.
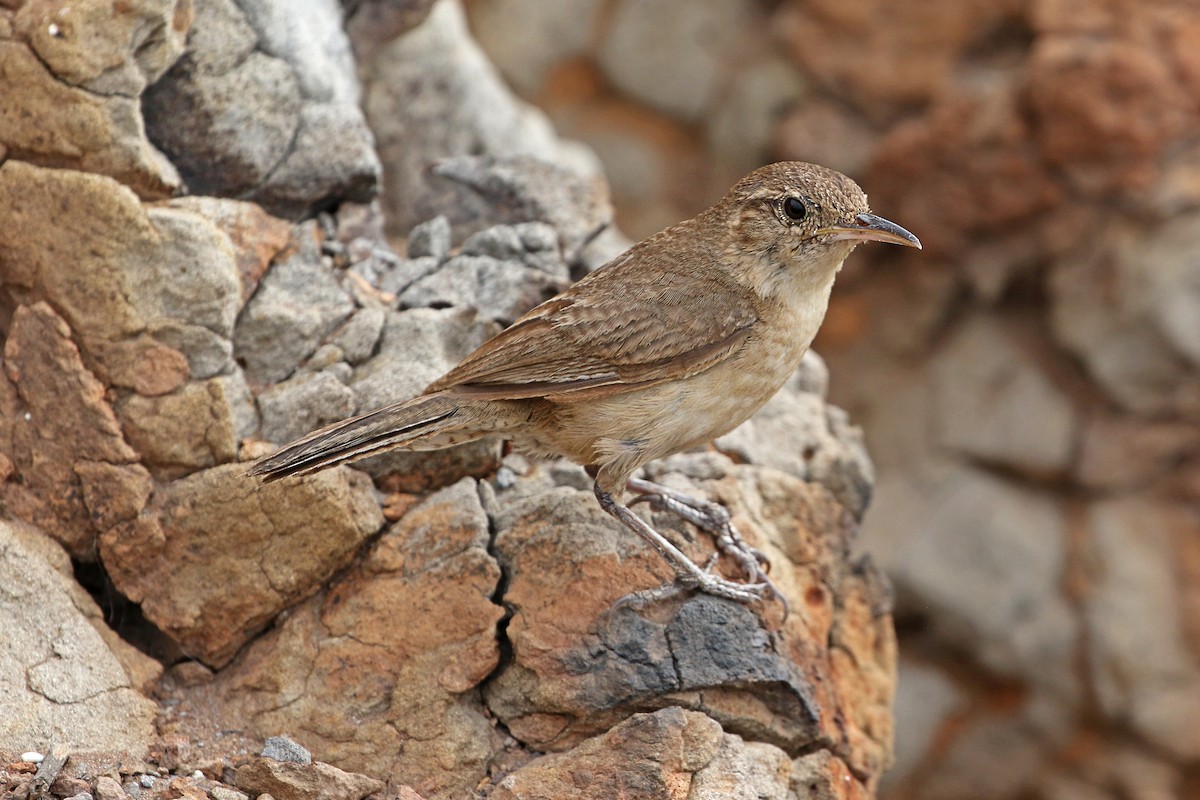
[21,751,44,763]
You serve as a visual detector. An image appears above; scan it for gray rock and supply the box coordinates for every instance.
[144,0,380,217]
[258,371,357,444]
[145,49,303,198]
[872,467,1079,701]
[932,316,1077,477]
[461,221,565,276]
[234,227,356,383]
[429,154,611,266]
[63,793,93,800]
[398,253,564,323]
[1085,498,1200,759]
[350,307,499,413]
[407,215,453,260]
[0,521,157,756]
[372,255,443,297]
[598,0,745,122]
[361,0,602,236]
[330,307,386,365]
[262,735,312,764]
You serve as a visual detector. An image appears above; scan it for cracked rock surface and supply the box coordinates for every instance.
[0,2,895,799]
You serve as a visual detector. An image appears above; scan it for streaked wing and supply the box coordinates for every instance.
[426,245,759,402]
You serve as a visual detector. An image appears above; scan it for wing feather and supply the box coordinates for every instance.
[425,237,759,402]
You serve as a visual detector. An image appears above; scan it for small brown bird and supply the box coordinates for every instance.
[249,162,919,607]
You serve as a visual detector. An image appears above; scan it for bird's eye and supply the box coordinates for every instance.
[781,196,807,223]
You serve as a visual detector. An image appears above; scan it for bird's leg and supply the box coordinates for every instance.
[593,482,769,606]
[626,477,787,611]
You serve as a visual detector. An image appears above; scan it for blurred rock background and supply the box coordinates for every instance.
[460,0,1200,797]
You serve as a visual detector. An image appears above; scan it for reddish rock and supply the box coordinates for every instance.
[160,479,504,796]
[100,464,384,667]
[1,303,139,557]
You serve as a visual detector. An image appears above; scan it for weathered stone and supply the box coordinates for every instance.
[405,215,453,260]
[160,479,503,796]
[235,758,383,800]
[398,251,565,323]
[870,467,1077,701]
[0,521,157,757]
[464,0,602,95]
[262,736,312,765]
[258,371,357,445]
[144,0,380,217]
[330,308,387,366]
[99,463,384,667]
[492,708,795,800]
[931,316,1077,477]
[93,776,130,800]
[0,17,183,198]
[1085,498,1200,759]
[0,161,244,388]
[361,0,600,236]
[234,226,356,383]
[1,303,139,557]
[427,155,612,266]
[483,461,894,780]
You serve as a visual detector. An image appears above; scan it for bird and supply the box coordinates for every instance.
[248,161,920,608]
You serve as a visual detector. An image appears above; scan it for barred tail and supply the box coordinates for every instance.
[246,394,468,482]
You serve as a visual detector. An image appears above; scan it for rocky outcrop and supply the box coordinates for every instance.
[0,2,895,799]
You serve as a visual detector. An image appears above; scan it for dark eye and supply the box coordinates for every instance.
[781,196,807,223]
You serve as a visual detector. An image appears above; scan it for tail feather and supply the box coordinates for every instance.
[247,394,463,482]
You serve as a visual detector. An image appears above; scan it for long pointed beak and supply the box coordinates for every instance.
[819,213,922,249]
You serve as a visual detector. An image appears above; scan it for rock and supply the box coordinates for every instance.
[716,361,875,518]
[869,466,1078,701]
[931,316,1077,478]
[347,307,502,485]
[99,463,384,667]
[330,308,386,366]
[1084,498,1200,759]
[790,750,870,800]
[94,776,129,800]
[598,0,749,122]
[116,372,258,479]
[208,787,249,800]
[262,736,312,765]
[144,0,380,217]
[258,371,357,444]
[492,708,801,800]
[1049,213,1200,417]
[1,303,139,557]
[398,230,568,323]
[233,225,356,384]
[427,155,612,267]
[405,215,453,260]
[1075,413,1200,490]
[344,0,440,63]
[360,0,600,236]
[0,521,157,757]
[160,479,504,797]
[483,462,895,780]
[0,161,244,389]
[882,660,965,789]
[464,0,602,95]
[0,1,186,198]
[235,758,383,800]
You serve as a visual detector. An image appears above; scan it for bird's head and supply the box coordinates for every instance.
[716,161,920,301]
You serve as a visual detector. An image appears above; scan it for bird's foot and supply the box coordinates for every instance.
[626,478,788,614]
[594,481,782,613]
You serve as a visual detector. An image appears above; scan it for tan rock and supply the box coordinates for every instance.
[159,479,503,795]
[100,463,384,667]
[235,758,383,800]
[0,34,181,197]
[115,373,255,479]
[0,161,244,384]
[483,462,895,781]
[0,520,157,757]
[1,302,139,556]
